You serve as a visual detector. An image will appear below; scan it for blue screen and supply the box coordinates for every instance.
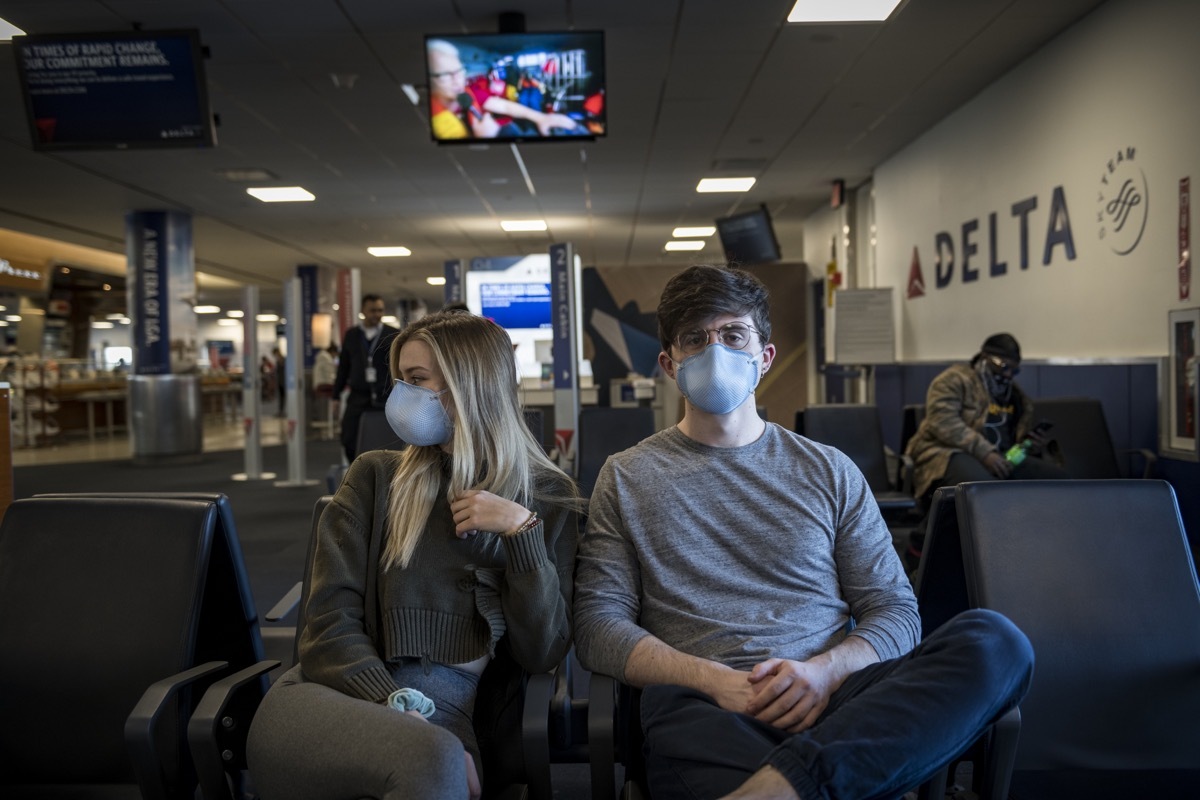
[480,282,552,330]
[13,29,214,150]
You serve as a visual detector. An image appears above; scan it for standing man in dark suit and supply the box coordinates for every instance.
[333,294,398,462]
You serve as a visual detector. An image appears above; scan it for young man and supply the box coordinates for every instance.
[333,294,397,462]
[573,265,1034,800]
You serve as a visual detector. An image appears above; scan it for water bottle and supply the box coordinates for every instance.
[1005,420,1054,465]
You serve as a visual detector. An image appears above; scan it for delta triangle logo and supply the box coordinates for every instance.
[906,246,926,299]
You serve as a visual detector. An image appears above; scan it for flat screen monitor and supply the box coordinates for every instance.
[12,29,215,151]
[423,31,606,144]
[716,205,782,265]
[465,255,554,377]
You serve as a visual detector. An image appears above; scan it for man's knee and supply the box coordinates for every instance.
[940,608,1034,685]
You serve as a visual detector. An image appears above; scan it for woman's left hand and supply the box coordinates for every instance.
[449,489,530,539]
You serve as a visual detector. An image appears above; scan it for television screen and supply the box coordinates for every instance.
[424,31,605,144]
[465,254,555,378]
[12,29,215,151]
[716,205,782,265]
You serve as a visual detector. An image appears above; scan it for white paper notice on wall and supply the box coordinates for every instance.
[833,288,896,364]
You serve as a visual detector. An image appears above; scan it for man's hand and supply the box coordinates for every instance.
[745,657,842,732]
[699,664,756,714]
[535,112,578,135]
[981,451,1012,478]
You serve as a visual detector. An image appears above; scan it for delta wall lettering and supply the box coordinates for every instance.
[930,186,1077,289]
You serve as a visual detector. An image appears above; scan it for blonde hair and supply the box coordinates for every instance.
[382,311,579,569]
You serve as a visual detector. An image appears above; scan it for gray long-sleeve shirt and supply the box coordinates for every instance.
[573,424,919,681]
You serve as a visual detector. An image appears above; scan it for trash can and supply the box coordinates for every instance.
[128,374,203,464]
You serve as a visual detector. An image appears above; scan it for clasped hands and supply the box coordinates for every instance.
[449,489,531,540]
[709,656,843,733]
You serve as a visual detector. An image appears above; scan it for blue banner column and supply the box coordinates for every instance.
[550,242,581,474]
[125,210,203,463]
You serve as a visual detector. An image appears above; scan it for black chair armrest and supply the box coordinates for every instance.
[979,706,1020,800]
[897,453,915,495]
[126,659,230,800]
[522,671,556,800]
[588,672,619,800]
[264,581,303,622]
[187,659,280,800]
[1118,448,1158,479]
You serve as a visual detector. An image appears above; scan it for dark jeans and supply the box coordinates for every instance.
[639,609,1034,800]
[938,451,1067,489]
[340,393,372,461]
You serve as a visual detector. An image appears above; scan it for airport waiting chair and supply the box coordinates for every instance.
[190,495,555,800]
[0,495,259,800]
[796,404,918,516]
[956,479,1200,798]
[325,408,407,492]
[1031,396,1156,479]
[899,402,926,459]
[576,406,656,499]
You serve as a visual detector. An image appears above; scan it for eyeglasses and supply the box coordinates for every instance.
[429,67,466,81]
[985,354,1020,376]
[674,323,760,356]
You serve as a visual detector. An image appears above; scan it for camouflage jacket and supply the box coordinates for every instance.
[905,362,1034,497]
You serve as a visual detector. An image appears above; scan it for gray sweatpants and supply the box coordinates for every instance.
[247,661,481,800]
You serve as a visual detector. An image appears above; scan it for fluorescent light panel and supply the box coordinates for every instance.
[227,310,245,318]
[665,240,706,251]
[500,219,548,232]
[426,276,447,286]
[0,17,25,40]
[787,0,903,23]
[246,186,315,202]
[696,177,756,193]
[256,313,279,322]
[672,226,716,238]
[367,246,412,257]
[193,305,221,314]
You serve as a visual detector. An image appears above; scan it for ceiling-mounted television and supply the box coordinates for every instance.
[716,205,782,265]
[423,31,606,144]
[12,29,215,151]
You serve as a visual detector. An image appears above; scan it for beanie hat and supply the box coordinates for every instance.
[980,333,1021,362]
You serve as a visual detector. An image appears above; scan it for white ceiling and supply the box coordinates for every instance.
[0,0,1109,314]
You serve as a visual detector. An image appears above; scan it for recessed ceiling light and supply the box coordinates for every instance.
[246,186,316,202]
[427,276,447,286]
[227,310,245,318]
[257,313,280,322]
[665,240,706,251]
[92,321,114,329]
[105,313,125,320]
[0,17,25,41]
[367,246,412,257]
[193,305,221,314]
[672,226,717,238]
[696,178,756,193]
[6,315,21,322]
[787,0,903,23]
[500,219,548,232]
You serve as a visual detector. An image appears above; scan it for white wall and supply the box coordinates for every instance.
[866,0,1199,360]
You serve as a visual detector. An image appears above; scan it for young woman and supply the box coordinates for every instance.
[248,310,581,800]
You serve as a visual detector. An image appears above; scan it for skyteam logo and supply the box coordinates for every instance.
[1097,146,1148,255]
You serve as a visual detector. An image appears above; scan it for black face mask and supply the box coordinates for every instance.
[977,359,1013,399]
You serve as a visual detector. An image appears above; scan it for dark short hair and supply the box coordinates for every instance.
[656,264,771,353]
[361,293,384,309]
